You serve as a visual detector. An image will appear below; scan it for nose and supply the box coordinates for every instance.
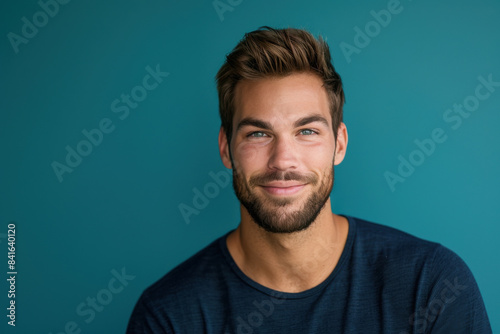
[267,136,299,171]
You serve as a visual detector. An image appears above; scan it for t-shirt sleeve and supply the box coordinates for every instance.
[126,291,175,334]
[415,245,492,333]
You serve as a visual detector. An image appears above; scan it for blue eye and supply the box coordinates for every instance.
[300,129,316,135]
[249,132,267,137]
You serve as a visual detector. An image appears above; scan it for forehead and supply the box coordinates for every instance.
[233,72,331,127]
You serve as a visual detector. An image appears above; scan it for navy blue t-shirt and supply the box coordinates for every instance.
[126,216,491,333]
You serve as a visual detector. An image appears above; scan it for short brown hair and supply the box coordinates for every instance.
[216,26,345,144]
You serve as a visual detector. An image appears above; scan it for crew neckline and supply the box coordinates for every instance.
[218,214,356,300]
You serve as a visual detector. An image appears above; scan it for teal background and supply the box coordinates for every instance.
[1,0,498,332]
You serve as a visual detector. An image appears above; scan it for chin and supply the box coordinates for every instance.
[248,201,325,234]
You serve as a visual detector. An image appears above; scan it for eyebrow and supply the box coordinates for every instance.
[293,115,329,128]
[236,118,273,132]
[236,114,330,133]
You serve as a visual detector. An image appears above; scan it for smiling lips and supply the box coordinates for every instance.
[260,181,306,196]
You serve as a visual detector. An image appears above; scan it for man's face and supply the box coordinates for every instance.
[219,72,346,233]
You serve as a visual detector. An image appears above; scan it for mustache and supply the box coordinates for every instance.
[249,171,317,186]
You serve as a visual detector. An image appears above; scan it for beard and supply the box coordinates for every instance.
[231,159,334,234]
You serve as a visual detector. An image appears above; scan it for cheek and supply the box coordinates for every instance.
[301,143,335,169]
[232,143,266,174]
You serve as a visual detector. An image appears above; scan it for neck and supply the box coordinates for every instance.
[226,199,349,293]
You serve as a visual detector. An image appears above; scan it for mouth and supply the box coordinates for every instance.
[260,182,307,196]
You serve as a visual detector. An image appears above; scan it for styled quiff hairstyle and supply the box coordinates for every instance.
[216,26,345,144]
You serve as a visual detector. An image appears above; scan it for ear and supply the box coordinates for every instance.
[218,127,233,169]
[334,122,348,166]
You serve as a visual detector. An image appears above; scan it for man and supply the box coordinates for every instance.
[127,27,491,333]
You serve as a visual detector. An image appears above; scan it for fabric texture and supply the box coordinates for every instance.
[126,216,491,333]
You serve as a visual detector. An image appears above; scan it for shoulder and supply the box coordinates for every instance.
[126,233,232,332]
[137,233,230,310]
[346,215,474,281]
[352,215,436,245]
[349,215,443,258]
[145,234,229,301]
[345,216,491,332]
[347,216,491,332]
